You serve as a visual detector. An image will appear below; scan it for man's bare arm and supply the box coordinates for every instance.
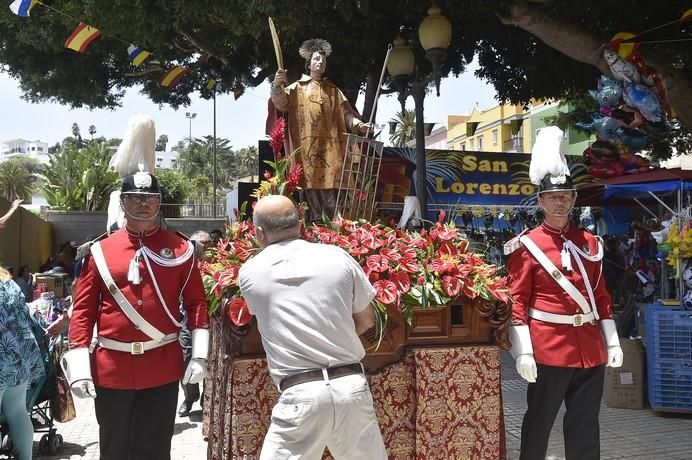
[0,199,22,228]
[353,304,375,336]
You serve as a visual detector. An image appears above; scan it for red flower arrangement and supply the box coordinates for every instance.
[202,214,511,330]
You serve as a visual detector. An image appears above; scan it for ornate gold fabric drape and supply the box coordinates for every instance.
[204,341,506,459]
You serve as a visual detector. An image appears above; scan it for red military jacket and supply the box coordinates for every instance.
[507,223,612,368]
[69,226,209,390]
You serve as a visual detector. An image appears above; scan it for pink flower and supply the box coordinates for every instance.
[263,170,272,180]
[227,297,253,326]
[269,118,286,160]
[286,163,303,192]
[366,255,389,273]
[373,280,399,304]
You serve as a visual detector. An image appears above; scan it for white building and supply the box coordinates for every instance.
[405,125,449,150]
[1,139,50,164]
[155,150,180,170]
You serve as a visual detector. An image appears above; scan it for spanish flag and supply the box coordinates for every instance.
[64,23,102,53]
[127,44,151,67]
[159,66,188,88]
[9,0,38,17]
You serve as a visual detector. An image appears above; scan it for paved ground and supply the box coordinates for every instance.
[500,351,692,460]
[5,353,690,459]
[27,389,207,459]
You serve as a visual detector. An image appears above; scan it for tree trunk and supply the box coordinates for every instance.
[361,71,380,123]
[499,2,692,130]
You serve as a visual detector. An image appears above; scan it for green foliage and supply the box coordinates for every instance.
[389,109,416,147]
[0,1,689,156]
[190,175,211,197]
[178,136,257,189]
[40,146,86,209]
[0,159,35,201]
[81,143,120,211]
[39,141,120,210]
[156,134,169,152]
[156,169,190,204]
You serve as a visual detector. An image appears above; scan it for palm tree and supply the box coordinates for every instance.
[0,160,34,201]
[389,109,416,147]
[178,136,234,187]
[39,146,84,209]
[81,143,121,211]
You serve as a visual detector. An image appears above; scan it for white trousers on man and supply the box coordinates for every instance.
[260,373,387,460]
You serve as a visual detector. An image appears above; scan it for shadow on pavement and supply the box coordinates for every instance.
[34,440,98,459]
[174,421,198,435]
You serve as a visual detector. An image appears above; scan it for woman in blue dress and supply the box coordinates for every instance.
[0,266,45,460]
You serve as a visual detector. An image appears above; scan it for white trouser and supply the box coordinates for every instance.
[260,373,387,460]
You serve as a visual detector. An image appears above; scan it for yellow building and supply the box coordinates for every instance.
[447,103,531,153]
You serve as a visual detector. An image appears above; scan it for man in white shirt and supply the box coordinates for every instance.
[239,195,387,460]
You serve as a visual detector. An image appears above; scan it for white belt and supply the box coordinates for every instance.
[529,308,595,327]
[97,333,179,355]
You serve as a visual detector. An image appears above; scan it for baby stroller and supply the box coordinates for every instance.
[0,313,64,457]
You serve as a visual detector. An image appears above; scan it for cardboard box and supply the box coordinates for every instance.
[34,274,67,298]
[604,338,646,409]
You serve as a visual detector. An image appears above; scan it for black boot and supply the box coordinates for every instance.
[178,400,193,417]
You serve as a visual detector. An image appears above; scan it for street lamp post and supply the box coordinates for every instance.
[387,5,452,222]
[185,112,197,146]
[212,89,218,218]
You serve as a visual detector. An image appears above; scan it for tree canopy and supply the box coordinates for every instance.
[1,1,690,149]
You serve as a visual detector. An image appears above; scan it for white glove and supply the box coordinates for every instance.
[61,347,96,399]
[72,380,97,399]
[600,319,624,367]
[516,354,538,383]
[182,328,210,384]
[182,358,207,385]
[509,325,538,383]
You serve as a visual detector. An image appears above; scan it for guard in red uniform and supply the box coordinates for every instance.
[506,126,623,460]
[63,171,210,460]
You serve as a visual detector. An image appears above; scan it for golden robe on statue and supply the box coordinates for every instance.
[272,74,357,190]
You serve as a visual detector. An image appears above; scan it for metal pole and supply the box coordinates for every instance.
[188,117,192,145]
[212,90,218,218]
[414,86,427,221]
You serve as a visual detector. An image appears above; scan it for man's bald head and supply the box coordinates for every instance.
[253,195,301,247]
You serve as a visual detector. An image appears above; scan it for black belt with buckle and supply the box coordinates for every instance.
[279,362,363,392]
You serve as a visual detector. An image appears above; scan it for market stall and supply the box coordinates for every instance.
[578,168,692,414]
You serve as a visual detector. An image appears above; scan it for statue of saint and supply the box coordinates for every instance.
[271,38,371,223]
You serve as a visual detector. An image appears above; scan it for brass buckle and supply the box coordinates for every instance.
[573,314,583,326]
[131,342,144,355]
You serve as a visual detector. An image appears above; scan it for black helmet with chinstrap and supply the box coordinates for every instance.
[121,171,160,195]
[538,173,576,194]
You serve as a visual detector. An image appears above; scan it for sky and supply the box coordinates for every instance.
[0,59,498,151]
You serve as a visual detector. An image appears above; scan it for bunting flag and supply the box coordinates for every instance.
[127,44,151,67]
[233,87,244,100]
[683,9,692,22]
[206,79,220,92]
[424,123,436,136]
[159,65,188,88]
[9,0,38,17]
[64,23,102,53]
